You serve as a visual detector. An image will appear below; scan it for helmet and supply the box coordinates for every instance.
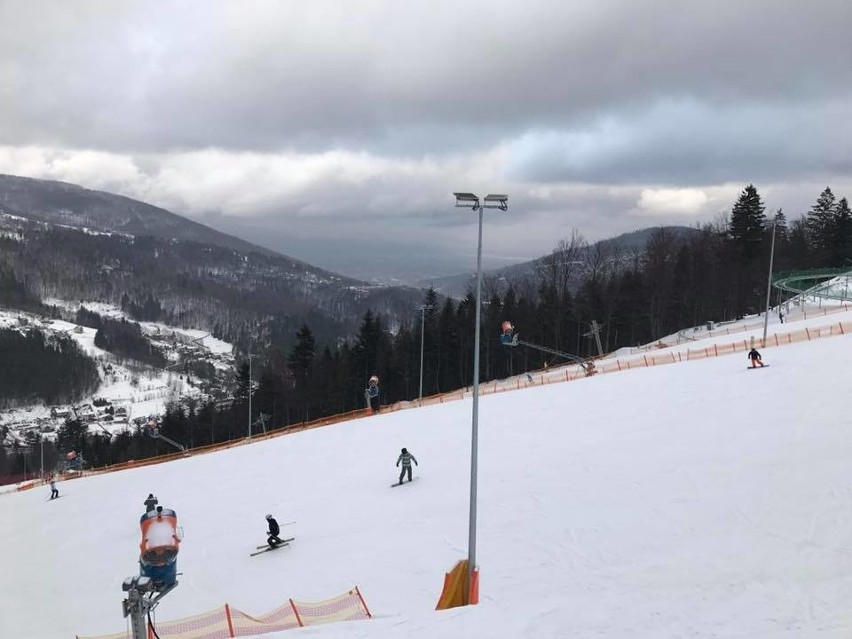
[265,514,273,520]
[401,447,407,454]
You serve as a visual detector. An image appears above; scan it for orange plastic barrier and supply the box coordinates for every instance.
[436,560,479,609]
[77,587,371,639]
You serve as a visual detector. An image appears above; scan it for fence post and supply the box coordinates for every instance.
[289,599,304,627]
[354,586,373,618]
[224,604,235,638]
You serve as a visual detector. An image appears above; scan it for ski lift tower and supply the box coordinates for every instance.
[584,320,604,357]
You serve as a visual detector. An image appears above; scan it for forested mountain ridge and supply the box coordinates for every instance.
[0,176,424,352]
[0,173,282,258]
[418,226,702,298]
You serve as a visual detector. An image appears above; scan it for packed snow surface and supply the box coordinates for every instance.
[4,310,852,638]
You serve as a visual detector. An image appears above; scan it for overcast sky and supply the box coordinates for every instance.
[1,0,851,282]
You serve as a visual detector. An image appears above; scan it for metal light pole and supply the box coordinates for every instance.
[453,191,508,602]
[419,306,426,404]
[762,222,777,345]
[247,352,256,439]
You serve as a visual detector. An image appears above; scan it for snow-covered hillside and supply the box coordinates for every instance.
[3,306,852,638]
[0,303,234,443]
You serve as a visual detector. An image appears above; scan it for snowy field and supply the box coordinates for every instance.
[4,310,852,638]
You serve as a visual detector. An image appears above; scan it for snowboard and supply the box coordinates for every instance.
[747,364,770,370]
[391,477,418,488]
[251,537,295,557]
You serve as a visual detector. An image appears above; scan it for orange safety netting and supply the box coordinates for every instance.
[77,587,371,639]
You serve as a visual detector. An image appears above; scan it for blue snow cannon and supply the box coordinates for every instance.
[139,507,181,590]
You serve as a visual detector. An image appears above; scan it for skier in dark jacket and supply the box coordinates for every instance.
[748,348,764,368]
[265,514,283,547]
[396,447,418,484]
[144,493,158,512]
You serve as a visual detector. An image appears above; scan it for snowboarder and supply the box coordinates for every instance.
[366,375,381,413]
[144,493,158,513]
[396,447,418,484]
[748,348,765,368]
[265,514,283,547]
[49,476,59,500]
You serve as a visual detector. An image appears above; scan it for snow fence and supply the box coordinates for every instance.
[77,586,371,639]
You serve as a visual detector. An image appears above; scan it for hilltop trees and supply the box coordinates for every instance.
[729,184,767,258]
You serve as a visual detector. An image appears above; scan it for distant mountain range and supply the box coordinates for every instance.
[0,173,701,344]
[417,226,701,298]
[0,174,287,258]
[0,174,425,349]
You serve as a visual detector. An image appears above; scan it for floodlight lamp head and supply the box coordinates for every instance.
[453,192,480,210]
[483,194,508,211]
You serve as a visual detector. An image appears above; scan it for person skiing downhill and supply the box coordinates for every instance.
[748,348,765,368]
[49,476,59,500]
[265,514,283,547]
[396,447,418,484]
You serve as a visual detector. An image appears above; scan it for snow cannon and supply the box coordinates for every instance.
[139,506,181,590]
[499,321,517,345]
[65,451,82,471]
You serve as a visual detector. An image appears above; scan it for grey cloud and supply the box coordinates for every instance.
[3,0,852,281]
[2,1,851,156]
[504,98,852,185]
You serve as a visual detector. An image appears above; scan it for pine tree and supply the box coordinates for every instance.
[831,197,852,266]
[728,184,766,259]
[772,208,789,243]
[287,324,316,421]
[806,187,836,264]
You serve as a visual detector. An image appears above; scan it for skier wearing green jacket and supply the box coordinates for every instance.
[396,447,418,484]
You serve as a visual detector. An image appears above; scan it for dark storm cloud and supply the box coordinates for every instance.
[2,0,851,156]
[2,0,852,281]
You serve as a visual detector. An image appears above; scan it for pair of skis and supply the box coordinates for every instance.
[250,537,295,557]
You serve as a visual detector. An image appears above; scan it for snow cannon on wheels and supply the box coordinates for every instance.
[139,506,182,590]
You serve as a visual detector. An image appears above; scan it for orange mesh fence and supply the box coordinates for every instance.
[227,601,300,635]
[77,588,371,639]
[144,607,232,639]
[293,587,372,626]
